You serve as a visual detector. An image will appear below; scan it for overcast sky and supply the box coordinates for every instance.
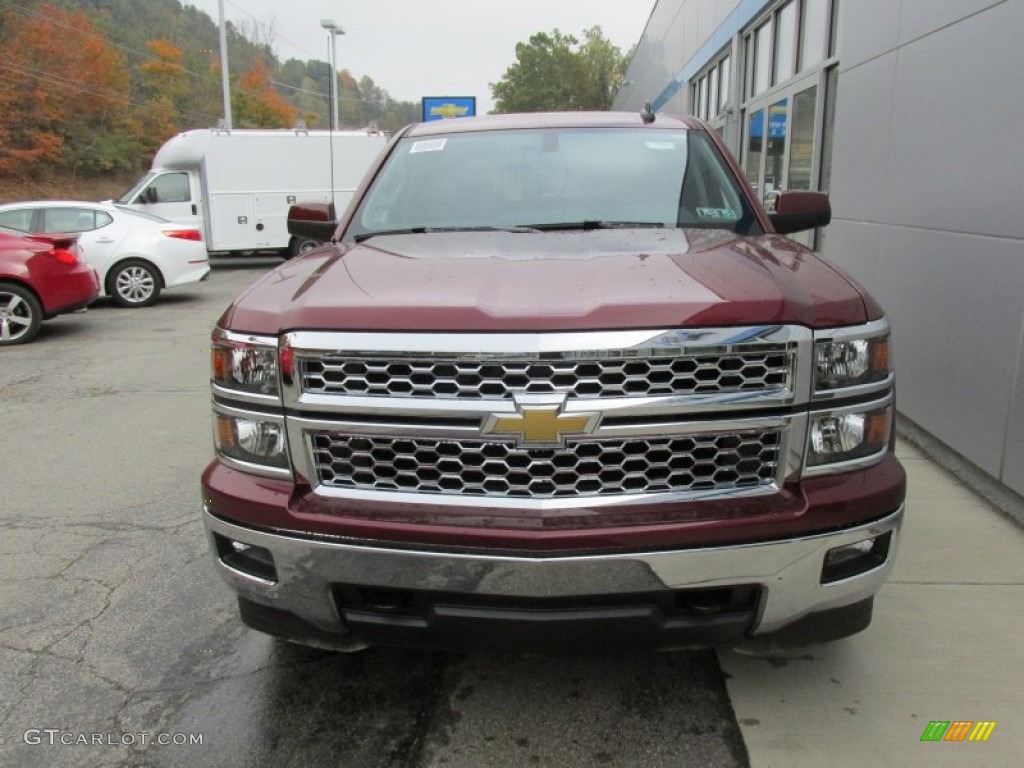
[184,1,654,113]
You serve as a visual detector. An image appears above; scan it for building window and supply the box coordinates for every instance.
[709,67,719,121]
[689,51,731,123]
[800,0,829,70]
[753,21,773,95]
[829,0,842,57]
[774,1,796,84]
[745,108,764,195]
[719,56,731,111]
[787,86,817,190]
[819,66,838,193]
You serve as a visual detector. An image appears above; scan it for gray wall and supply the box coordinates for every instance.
[616,0,1024,495]
[826,0,1024,494]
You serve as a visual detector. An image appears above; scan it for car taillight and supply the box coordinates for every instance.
[49,247,78,264]
[164,229,203,241]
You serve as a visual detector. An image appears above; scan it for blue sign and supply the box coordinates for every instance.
[748,100,788,140]
[421,96,477,122]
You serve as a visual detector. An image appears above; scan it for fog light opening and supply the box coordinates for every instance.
[821,531,892,584]
[214,533,278,583]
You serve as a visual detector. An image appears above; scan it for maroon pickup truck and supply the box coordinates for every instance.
[201,112,904,652]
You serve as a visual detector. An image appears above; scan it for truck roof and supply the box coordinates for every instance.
[406,111,702,137]
[152,128,383,169]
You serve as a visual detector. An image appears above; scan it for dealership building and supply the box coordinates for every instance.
[615,0,1024,511]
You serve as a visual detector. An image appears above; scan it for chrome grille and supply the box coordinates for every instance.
[300,350,793,399]
[311,430,782,499]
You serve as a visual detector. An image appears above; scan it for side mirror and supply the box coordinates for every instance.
[287,202,338,242]
[766,190,831,235]
[143,187,158,204]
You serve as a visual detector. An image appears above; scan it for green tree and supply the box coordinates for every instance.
[490,26,629,113]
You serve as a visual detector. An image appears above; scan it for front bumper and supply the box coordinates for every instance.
[203,504,903,651]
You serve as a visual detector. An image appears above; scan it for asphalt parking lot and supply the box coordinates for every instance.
[4,257,1023,768]
[0,259,749,768]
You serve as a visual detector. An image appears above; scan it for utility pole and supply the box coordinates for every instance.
[218,0,232,129]
[320,19,345,131]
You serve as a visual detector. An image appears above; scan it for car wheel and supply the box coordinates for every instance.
[108,259,161,308]
[288,237,321,259]
[0,282,42,345]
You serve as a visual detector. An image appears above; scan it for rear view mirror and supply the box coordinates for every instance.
[287,202,337,242]
[143,187,158,204]
[766,191,831,235]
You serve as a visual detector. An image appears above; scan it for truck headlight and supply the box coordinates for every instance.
[214,412,289,470]
[211,330,279,397]
[815,335,889,391]
[807,404,891,468]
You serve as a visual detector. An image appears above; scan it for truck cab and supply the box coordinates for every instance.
[117,168,200,228]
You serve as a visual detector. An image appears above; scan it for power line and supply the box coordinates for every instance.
[0,64,221,125]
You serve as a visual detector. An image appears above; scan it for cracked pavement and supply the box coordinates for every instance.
[0,258,749,767]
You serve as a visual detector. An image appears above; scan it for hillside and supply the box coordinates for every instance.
[0,0,416,181]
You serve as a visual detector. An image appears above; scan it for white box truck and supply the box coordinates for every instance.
[115,127,388,257]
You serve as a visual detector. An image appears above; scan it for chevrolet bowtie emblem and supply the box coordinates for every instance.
[484,401,599,446]
[429,103,470,119]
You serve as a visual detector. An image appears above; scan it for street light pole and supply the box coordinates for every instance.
[320,19,345,131]
[218,0,232,129]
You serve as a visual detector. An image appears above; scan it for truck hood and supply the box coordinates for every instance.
[224,229,876,333]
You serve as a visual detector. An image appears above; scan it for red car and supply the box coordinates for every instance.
[0,225,100,345]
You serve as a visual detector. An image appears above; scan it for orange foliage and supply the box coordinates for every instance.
[0,5,131,175]
[234,57,296,128]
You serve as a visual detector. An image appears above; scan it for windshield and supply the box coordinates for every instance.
[116,172,156,204]
[346,127,759,242]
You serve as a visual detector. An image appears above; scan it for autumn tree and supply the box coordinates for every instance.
[0,4,138,176]
[232,57,296,128]
[490,26,629,113]
[135,38,190,151]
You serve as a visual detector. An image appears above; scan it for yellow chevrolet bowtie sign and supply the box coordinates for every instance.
[429,103,470,119]
[488,408,595,445]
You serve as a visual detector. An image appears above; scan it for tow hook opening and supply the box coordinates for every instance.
[821,531,892,584]
[214,533,278,583]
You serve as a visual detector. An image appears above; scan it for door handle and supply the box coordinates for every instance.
[192,204,198,215]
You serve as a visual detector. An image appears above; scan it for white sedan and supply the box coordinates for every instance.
[0,201,210,307]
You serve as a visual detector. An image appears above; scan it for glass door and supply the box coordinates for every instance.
[742,73,820,202]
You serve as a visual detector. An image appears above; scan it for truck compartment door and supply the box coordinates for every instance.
[208,193,256,252]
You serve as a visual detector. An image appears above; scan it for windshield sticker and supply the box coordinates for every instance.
[644,141,676,150]
[410,138,447,154]
[696,207,738,220]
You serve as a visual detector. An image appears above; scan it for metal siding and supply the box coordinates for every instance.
[618,0,1024,494]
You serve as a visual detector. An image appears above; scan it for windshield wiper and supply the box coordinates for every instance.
[354,225,536,243]
[518,220,666,231]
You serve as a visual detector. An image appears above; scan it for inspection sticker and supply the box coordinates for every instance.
[410,138,447,154]
[696,207,738,220]
[644,141,677,150]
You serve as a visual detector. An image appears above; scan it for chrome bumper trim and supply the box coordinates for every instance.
[203,504,903,637]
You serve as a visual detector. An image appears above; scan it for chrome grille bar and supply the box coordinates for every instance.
[311,430,783,499]
[300,350,792,400]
